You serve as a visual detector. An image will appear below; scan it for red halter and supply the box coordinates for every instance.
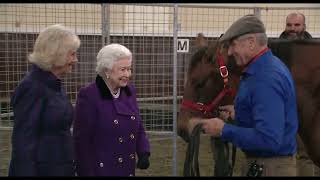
[180,49,235,116]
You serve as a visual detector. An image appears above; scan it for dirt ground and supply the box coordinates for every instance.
[0,129,245,176]
[136,134,245,176]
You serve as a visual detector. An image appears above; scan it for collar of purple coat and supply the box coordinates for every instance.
[95,75,132,99]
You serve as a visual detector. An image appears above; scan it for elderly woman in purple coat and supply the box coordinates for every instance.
[73,43,150,176]
[8,24,81,176]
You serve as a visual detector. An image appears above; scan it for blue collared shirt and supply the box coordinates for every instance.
[221,49,298,157]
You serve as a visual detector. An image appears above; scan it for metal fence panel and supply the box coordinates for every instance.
[1,3,320,176]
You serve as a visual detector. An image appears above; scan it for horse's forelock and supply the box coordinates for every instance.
[188,47,208,74]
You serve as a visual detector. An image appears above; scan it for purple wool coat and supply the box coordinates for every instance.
[73,75,150,176]
[9,64,74,176]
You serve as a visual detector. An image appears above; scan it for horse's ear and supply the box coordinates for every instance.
[195,33,208,49]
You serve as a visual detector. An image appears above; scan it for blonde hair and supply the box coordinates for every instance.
[28,24,80,71]
[96,43,132,77]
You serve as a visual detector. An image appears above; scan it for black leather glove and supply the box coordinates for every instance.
[136,152,150,169]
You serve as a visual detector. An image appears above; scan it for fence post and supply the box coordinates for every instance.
[254,7,261,19]
[101,3,110,46]
[172,3,178,177]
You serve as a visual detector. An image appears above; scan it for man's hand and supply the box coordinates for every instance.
[218,105,235,121]
[192,118,225,137]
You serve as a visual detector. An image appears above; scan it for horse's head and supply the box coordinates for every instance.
[177,33,241,142]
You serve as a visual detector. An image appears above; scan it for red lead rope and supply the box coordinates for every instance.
[181,49,235,115]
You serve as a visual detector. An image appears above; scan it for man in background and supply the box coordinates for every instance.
[279,12,312,40]
[279,12,319,176]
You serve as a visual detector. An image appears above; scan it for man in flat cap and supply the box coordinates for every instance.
[193,15,298,176]
[219,14,266,44]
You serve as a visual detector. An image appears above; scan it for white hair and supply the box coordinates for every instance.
[238,33,268,46]
[96,43,132,77]
[255,33,268,46]
[28,24,80,71]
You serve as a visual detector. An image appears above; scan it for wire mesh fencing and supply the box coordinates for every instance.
[0,3,320,176]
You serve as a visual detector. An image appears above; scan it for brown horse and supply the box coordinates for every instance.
[178,33,242,176]
[178,33,241,142]
[266,39,320,168]
[177,34,320,173]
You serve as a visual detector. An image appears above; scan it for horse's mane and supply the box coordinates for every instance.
[270,38,320,44]
[268,38,320,69]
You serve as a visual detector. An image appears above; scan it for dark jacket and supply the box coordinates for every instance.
[73,75,150,176]
[279,30,313,40]
[8,64,74,176]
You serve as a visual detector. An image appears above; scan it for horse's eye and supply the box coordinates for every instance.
[210,57,216,64]
[190,78,197,86]
[190,79,203,89]
[196,79,207,89]
[196,83,204,89]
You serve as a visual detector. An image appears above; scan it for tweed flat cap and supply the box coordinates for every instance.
[219,14,266,43]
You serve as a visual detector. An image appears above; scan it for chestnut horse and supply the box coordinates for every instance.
[177,34,320,176]
[178,33,242,176]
